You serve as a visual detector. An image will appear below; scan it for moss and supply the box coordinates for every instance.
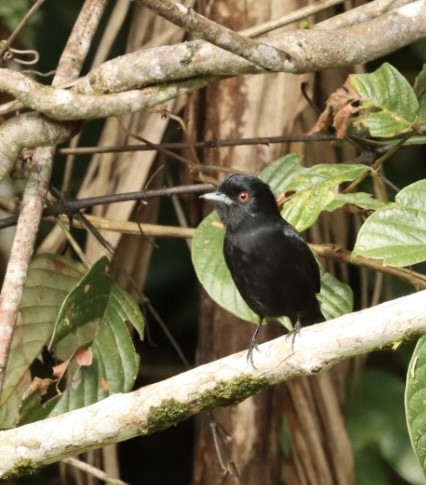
[147,399,193,433]
[146,376,269,433]
[2,459,40,480]
[197,376,269,408]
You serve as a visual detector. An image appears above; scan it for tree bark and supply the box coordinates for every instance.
[192,1,354,483]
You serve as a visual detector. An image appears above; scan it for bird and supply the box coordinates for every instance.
[201,174,324,365]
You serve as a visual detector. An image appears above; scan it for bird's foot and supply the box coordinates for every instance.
[285,320,302,350]
[246,338,259,368]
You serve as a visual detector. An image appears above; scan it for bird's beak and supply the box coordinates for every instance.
[200,191,231,204]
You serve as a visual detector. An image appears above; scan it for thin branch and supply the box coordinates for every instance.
[310,243,426,290]
[1,289,426,478]
[0,184,214,229]
[57,134,337,156]
[56,215,196,239]
[62,457,130,485]
[242,0,347,37]
[0,0,45,59]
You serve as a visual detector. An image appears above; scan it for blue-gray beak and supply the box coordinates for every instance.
[200,191,231,204]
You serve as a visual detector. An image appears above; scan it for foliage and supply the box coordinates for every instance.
[311,63,426,143]
[0,254,144,428]
[353,179,426,266]
[406,336,426,478]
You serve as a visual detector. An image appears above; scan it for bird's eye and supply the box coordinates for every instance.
[237,191,250,203]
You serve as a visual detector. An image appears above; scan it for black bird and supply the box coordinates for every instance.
[201,174,324,365]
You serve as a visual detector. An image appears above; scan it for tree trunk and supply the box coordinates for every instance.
[192,1,355,483]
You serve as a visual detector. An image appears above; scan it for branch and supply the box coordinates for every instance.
[136,0,292,72]
[310,243,426,289]
[0,1,424,123]
[0,113,75,181]
[0,184,214,229]
[56,133,336,155]
[1,290,425,478]
[72,0,426,91]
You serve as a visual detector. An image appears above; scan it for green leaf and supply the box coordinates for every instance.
[260,157,370,231]
[325,192,388,213]
[285,163,369,192]
[47,285,144,417]
[349,63,419,137]
[414,64,426,124]
[191,211,258,325]
[192,211,352,328]
[49,257,113,359]
[317,271,352,321]
[406,336,426,480]
[0,254,86,428]
[273,163,368,231]
[281,184,335,231]
[353,180,426,266]
[259,154,307,194]
[348,368,424,484]
[0,254,144,427]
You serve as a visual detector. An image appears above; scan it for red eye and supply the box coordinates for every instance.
[237,191,250,203]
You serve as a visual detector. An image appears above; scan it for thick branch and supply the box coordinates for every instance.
[136,0,292,71]
[77,0,426,93]
[1,290,425,478]
[0,1,424,122]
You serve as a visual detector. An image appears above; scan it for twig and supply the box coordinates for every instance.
[0,0,45,59]
[63,457,130,485]
[242,0,346,37]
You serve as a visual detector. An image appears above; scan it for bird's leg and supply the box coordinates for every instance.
[247,317,263,367]
[285,318,302,349]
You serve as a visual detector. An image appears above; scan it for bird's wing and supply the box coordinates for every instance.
[282,223,321,294]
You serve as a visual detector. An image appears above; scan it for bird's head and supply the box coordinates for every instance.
[200,174,280,229]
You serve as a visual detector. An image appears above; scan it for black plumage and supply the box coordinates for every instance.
[201,174,324,364]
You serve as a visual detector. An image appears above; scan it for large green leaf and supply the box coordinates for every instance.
[349,63,419,138]
[192,211,258,325]
[317,271,352,321]
[49,257,113,359]
[353,180,426,266]
[47,284,144,418]
[0,255,86,428]
[406,336,426,480]
[259,156,369,231]
[279,163,368,231]
[0,254,144,427]
[260,153,307,193]
[192,211,352,329]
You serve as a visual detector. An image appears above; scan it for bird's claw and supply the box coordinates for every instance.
[285,320,302,350]
[246,339,259,368]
